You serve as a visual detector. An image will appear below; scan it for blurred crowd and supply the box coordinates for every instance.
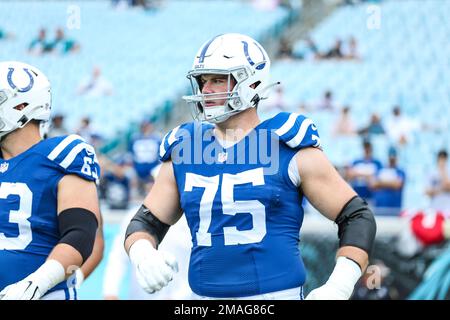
[261,86,450,218]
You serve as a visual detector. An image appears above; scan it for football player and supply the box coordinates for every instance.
[124,34,377,300]
[128,120,161,196]
[0,61,101,300]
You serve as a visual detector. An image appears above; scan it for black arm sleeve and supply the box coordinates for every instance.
[335,196,377,255]
[58,208,98,263]
[124,205,170,248]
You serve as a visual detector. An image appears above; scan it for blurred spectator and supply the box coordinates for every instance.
[101,155,133,210]
[385,105,419,146]
[311,36,360,61]
[345,140,383,205]
[76,117,93,141]
[315,90,338,112]
[77,66,114,97]
[358,113,385,138]
[277,37,303,60]
[305,36,320,60]
[131,0,147,7]
[425,150,450,211]
[370,147,406,216]
[131,0,160,10]
[48,27,80,55]
[295,35,321,61]
[111,0,128,9]
[76,116,102,146]
[128,120,161,197]
[342,36,360,60]
[112,0,161,10]
[278,37,294,60]
[28,28,51,55]
[322,38,344,60]
[332,105,357,136]
[90,133,105,150]
[47,114,69,138]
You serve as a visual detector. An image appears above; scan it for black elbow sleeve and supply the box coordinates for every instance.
[335,196,377,255]
[125,205,170,248]
[58,208,98,263]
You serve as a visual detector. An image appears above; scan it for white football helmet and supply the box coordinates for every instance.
[0,61,51,139]
[183,33,276,123]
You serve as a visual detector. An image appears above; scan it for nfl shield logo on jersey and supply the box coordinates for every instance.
[218,152,228,163]
[0,162,8,173]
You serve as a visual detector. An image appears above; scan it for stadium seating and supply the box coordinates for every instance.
[0,0,291,137]
[269,0,450,209]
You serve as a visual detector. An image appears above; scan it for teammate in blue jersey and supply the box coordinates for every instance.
[0,61,102,300]
[128,120,161,195]
[124,34,377,300]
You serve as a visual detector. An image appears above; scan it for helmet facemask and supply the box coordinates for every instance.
[185,67,256,123]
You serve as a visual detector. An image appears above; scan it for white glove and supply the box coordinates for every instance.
[306,256,362,300]
[128,239,179,294]
[0,259,65,300]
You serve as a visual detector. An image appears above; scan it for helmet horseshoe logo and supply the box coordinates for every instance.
[242,41,266,70]
[7,67,35,93]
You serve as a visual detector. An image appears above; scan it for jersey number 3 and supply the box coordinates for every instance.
[0,182,33,250]
[185,168,266,246]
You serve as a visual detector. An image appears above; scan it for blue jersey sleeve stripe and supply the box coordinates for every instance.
[285,118,321,148]
[274,113,299,137]
[59,142,95,169]
[47,134,85,161]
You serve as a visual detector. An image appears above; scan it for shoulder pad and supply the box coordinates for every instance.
[45,134,100,183]
[270,112,321,150]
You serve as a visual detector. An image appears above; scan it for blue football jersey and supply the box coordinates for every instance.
[0,134,100,294]
[349,158,382,200]
[160,112,321,297]
[129,133,161,180]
